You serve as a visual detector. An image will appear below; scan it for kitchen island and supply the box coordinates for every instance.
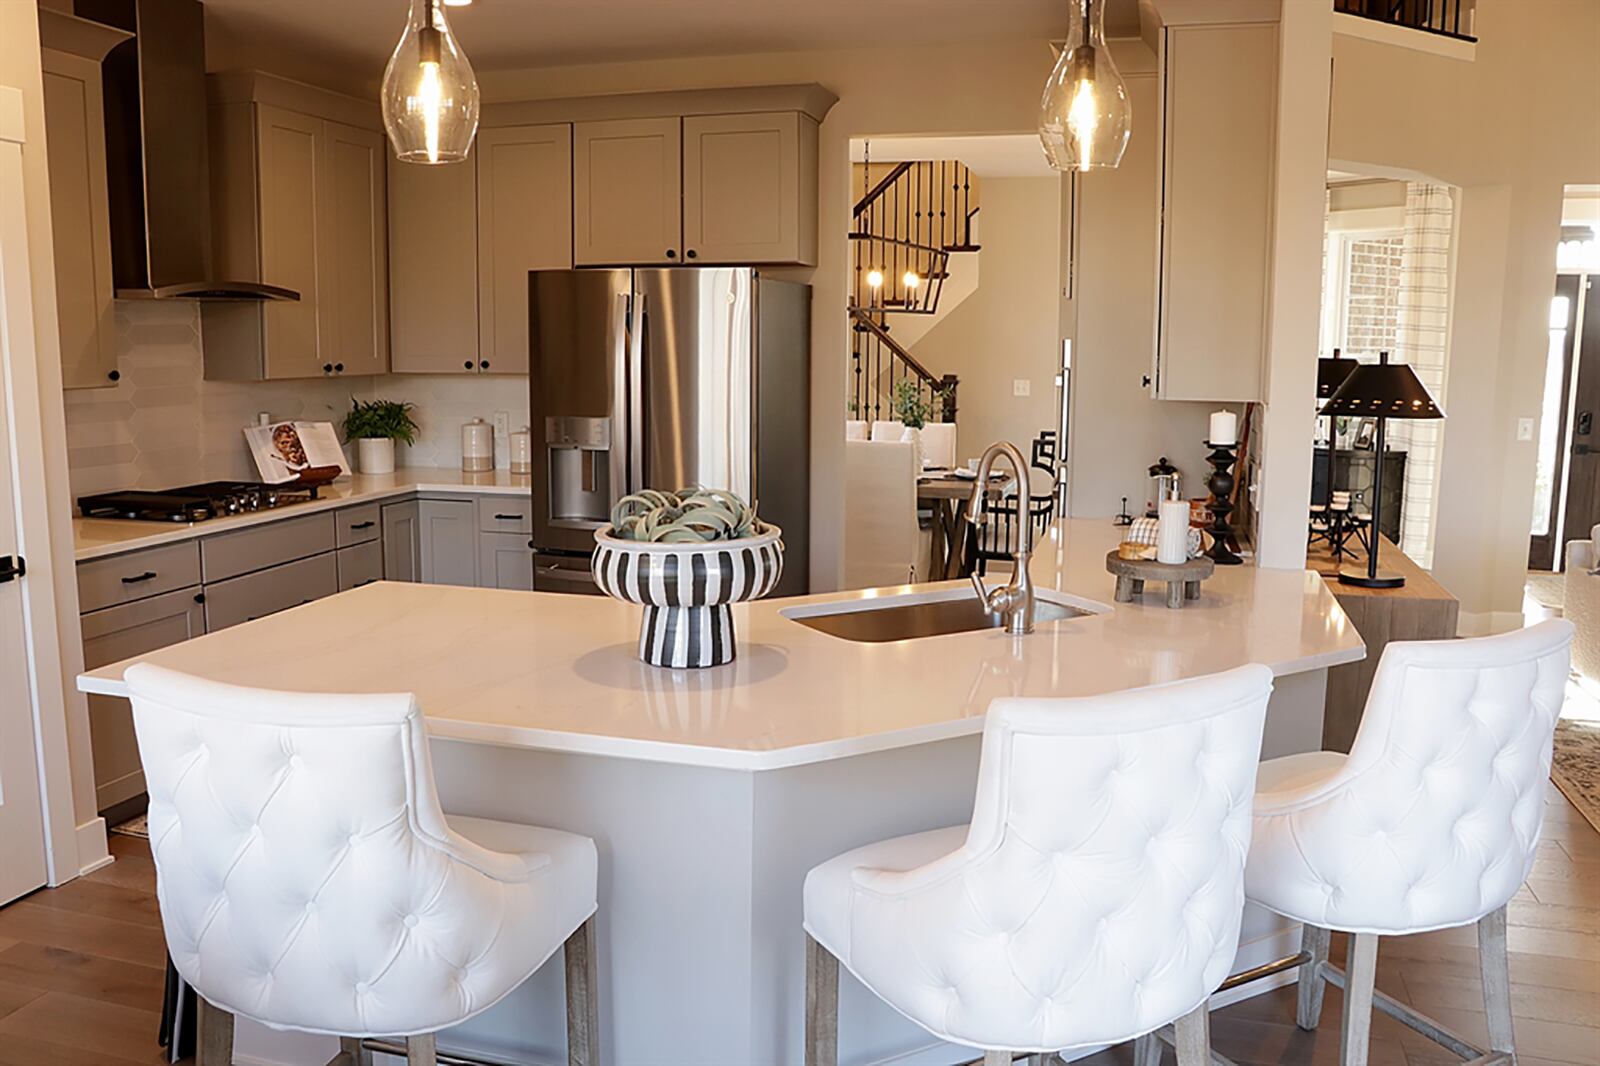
[79,519,1362,1066]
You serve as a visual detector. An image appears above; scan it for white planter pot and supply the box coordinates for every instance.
[357,437,396,475]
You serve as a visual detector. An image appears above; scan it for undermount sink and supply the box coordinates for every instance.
[781,588,1097,643]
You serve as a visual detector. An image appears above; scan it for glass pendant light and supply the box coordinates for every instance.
[1038,0,1131,172]
[381,0,480,165]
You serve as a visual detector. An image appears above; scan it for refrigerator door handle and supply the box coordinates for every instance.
[611,291,631,507]
[628,291,647,494]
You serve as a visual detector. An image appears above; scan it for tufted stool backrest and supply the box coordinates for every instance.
[1249,619,1573,934]
[844,665,1272,1051]
[125,664,540,1037]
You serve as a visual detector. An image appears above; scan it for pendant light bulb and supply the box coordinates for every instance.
[866,268,884,289]
[902,271,921,290]
[382,0,480,165]
[1039,0,1130,172]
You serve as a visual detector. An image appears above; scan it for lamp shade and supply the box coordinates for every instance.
[1317,356,1357,400]
[1320,356,1444,420]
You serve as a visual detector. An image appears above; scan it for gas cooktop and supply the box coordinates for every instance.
[78,481,321,523]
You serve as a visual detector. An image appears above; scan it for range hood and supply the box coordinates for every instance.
[75,0,298,302]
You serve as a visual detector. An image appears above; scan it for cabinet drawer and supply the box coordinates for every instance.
[336,503,382,547]
[204,552,338,632]
[478,531,534,591]
[77,541,202,613]
[477,496,533,534]
[201,512,336,582]
[337,540,384,591]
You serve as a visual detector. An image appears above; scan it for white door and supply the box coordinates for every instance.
[0,119,50,904]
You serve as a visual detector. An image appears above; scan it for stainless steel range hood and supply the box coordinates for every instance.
[75,0,299,302]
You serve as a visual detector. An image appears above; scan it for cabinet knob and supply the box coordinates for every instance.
[464,360,474,370]
[193,592,206,604]
[107,369,121,382]
[1142,374,1152,388]
[686,249,698,260]
[324,363,334,374]
[480,360,490,370]
[666,249,677,259]
[334,363,345,373]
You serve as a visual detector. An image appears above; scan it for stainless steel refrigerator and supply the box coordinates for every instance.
[528,267,810,597]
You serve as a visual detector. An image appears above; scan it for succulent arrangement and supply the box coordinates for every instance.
[609,487,763,543]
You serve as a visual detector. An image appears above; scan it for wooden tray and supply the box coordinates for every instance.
[1105,550,1215,609]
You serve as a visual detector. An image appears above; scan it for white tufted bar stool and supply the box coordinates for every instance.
[124,664,602,1066]
[1245,620,1573,1066]
[802,665,1274,1066]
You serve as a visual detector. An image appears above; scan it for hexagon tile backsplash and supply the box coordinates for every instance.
[62,301,532,499]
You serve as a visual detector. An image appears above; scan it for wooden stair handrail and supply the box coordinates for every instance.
[848,307,942,387]
[852,160,915,218]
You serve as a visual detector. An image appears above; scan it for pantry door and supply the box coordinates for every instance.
[0,95,49,905]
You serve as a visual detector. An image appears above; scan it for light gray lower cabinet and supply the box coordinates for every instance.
[382,500,422,582]
[478,531,534,591]
[79,586,205,814]
[337,540,384,591]
[419,498,478,587]
[203,552,339,631]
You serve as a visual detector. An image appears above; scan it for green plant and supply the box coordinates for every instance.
[893,380,946,428]
[342,398,419,444]
[610,487,763,543]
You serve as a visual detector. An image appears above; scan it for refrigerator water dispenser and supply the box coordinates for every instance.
[546,416,612,525]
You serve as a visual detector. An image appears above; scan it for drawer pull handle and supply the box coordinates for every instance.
[121,571,158,584]
[349,521,376,530]
[493,513,522,521]
[354,579,376,588]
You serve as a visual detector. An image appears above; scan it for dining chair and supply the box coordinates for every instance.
[124,664,602,1066]
[844,439,920,588]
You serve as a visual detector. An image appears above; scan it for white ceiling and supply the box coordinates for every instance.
[850,135,1058,179]
[200,0,1144,78]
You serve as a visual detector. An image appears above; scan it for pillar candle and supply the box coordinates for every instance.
[1209,410,1238,446]
[1158,498,1190,565]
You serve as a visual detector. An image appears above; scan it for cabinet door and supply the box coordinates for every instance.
[382,500,422,582]
[683,112,815,266]
[573,117,681,266]
[320,120,389,377]
[42,50,118,389]
[257,104,326,379]
[1155,23,1277,402]
[477,124,573,374]
[80,588,206,812]
[389,154,479,373]
[418,498,478,586]
[203,552,339,631]
[478,531,534,591]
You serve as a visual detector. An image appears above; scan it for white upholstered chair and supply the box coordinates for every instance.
[845,419,869,442]
[803,665,1274,1065]
[1245,620,1573,1066]
[919,422,958,470]
[124,664,602,1066]
[870,419,907,442]
[844,439,921,589]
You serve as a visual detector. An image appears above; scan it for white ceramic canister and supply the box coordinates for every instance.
[509,426,533,474]
[461,418,494,473]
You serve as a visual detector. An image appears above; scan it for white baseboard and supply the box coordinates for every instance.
[73,817,112,879]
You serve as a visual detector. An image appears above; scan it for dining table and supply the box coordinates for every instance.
[917,470,1007,580]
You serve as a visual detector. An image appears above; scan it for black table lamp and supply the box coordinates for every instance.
[1316,349,1356,509]
[1319,351,1445,588]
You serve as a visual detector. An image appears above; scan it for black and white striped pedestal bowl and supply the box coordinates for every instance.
[592,526,784,669]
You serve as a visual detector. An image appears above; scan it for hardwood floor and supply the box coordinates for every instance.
[0,787,1595,1065]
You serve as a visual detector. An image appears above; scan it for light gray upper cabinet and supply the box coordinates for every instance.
[382,500,422,582]
[476,124,573,374]
[1153,22,1278,403]
[573,116,682,266]
[683,112,818,267]
[39,12,127,391]
[418,498,478,587]
[80,587,204,813]
[388,154,480,374]
[204,74,388,381]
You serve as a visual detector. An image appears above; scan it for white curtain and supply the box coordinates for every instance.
[1393,183,1454,569]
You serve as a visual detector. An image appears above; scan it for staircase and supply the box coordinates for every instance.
[848,160,981,424]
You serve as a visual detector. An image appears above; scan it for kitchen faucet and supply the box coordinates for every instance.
[966,441,1037,635]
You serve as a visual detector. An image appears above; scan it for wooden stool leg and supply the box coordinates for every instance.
[1133,1031,1163,1066]
[336,1037,373,1066]
[1166,581,1184,609]
[1297,923,1331,1030]
[1185,580,1200,600]
[1173,1001,1211,1066]
[982,1052,1010,1066]
[1115,575,1135,602]
[1131,578,1145,594]
[197,998,234,1066]
[1478,905,1515,1056]
[406,1033,436,1065]
[805,934,840,1066]
[1339,933,1379,1066]
[565,915,600,1066]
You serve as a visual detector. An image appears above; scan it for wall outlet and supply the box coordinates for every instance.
[1013,379,1031,397]
[1516,417,1535,442]
[493,411,511,438]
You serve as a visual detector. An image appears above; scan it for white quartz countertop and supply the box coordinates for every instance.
[77,520,1364,770]
[74,468,531,561]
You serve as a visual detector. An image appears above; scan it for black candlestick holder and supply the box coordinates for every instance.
[1204,441,1243,566]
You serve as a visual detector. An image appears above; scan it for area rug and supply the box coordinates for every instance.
[1527,571,1565,610]
[110,814,149,839]
[1552,717,1600,834]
